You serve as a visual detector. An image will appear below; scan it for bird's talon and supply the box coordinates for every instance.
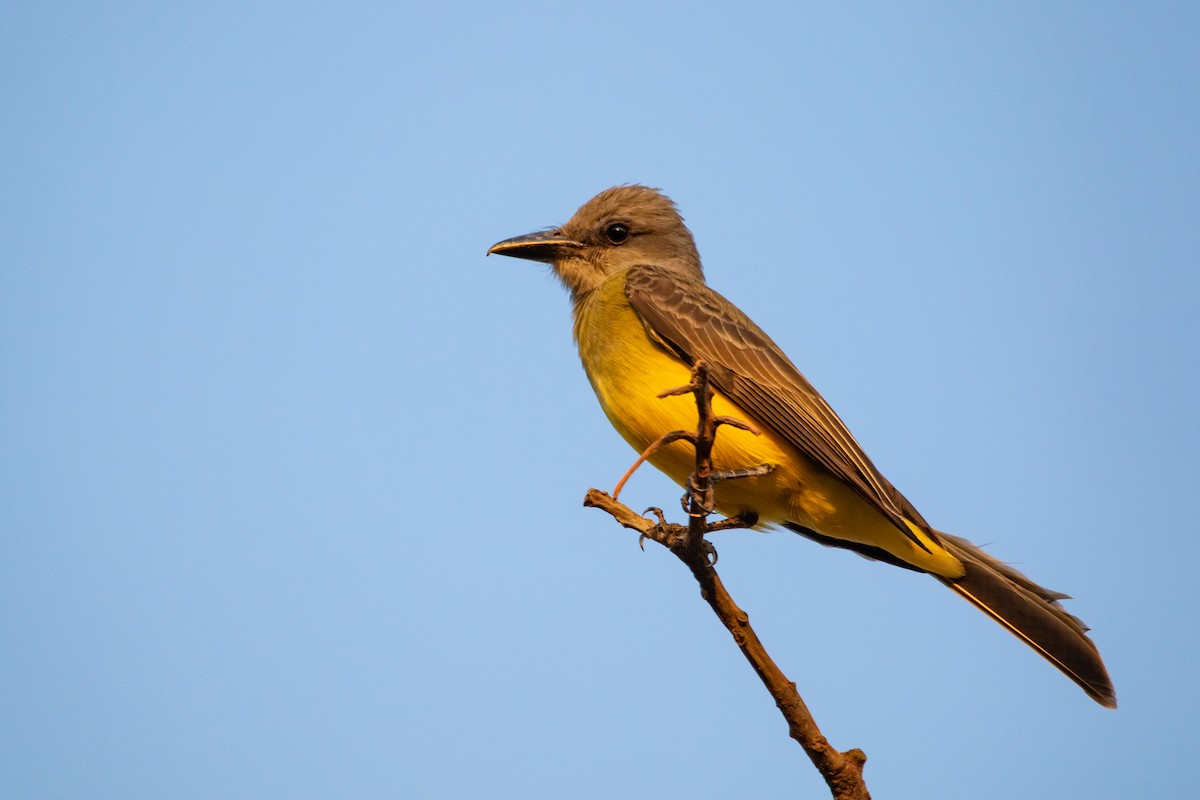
[643,506,668,526]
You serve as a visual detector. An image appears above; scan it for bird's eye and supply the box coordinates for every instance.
[605,223,630,244]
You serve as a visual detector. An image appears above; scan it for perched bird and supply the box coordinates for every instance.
[488,185,1115,708]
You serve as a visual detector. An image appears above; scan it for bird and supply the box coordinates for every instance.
[488,184,1116,708]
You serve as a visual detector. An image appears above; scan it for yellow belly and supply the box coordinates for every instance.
[573,270,962,578]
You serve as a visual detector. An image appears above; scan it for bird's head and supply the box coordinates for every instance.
[488,185,703,300]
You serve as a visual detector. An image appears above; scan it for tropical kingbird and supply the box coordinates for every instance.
[488,185,1115,708]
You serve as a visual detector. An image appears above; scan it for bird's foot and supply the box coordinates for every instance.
[637,506,674,551]
[681,477,717,518]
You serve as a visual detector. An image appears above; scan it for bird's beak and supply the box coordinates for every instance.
[487,229,584,263]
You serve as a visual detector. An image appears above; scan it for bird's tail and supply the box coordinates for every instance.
[934,531,1117,708]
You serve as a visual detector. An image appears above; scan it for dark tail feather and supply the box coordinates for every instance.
[934,532,1116,708]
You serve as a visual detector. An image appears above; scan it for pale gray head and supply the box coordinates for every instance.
[488,185,703,300]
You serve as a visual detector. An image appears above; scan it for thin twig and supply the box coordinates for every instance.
[582,362,871,800]
[612,430,694,501]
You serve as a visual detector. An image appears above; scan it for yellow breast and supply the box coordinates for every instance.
[573,271,826,521]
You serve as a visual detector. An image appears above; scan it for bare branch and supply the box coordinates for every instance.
[583,362,871,800]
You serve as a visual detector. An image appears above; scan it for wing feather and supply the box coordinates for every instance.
[625,263,931,544]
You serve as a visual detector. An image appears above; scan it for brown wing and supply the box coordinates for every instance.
[625,263,933,548]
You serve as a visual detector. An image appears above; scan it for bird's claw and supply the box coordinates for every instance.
[679,475,717,517]
[682,489,717,517]
[638,507,669,551]
[644,506,668,526]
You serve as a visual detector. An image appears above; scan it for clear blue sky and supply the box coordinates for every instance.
[3,3,1198,798]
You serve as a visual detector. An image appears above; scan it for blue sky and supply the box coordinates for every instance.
[2,3,1198,798]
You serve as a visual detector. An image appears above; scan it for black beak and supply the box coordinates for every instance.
[487,229,584,263]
